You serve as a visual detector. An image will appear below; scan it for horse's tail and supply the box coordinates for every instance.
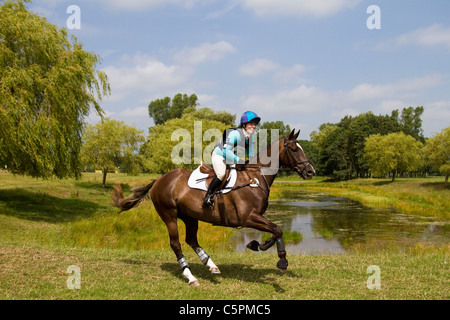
[111,180,157,212]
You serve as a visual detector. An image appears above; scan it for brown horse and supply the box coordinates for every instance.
[112,129,315,286]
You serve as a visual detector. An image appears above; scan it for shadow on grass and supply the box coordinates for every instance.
[161,262,299,293]
[420,181,450,191]
[74,181,132,193]
[373,180,394,186]
[0,188,102,223]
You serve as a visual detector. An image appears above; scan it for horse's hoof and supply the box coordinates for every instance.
[210,267,221,275]
[278,268,288,274]
[246,240,260,252]
[189,280,200,287]
[277,259,288,273]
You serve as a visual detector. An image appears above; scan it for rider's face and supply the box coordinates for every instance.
[244,122,257,134]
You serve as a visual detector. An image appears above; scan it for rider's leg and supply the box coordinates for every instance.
[202,176,222,207]
[202,153,225,208]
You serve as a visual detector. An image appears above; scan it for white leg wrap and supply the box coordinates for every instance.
[182,268,199,285]
[195,248,220,274]
[206,258,220,274]
[206,259,218,270]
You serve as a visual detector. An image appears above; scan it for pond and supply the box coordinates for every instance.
[229,188,449,254]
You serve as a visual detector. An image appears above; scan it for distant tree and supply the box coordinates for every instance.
[365,132,424,181]
[148,93,198,125]
[310,123,344,177]
[81,119,145,187]
[423,127,450,183]
[0,0,110,179]
[311,107,425,179]
[260,121,292,149]
[141,113,228,174]
[399,106,425,142]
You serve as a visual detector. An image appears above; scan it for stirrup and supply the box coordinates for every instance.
[202,194,214,208]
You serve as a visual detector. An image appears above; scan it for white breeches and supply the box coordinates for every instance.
[211,152,226,181]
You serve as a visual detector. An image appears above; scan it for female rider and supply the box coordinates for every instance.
[202,111,261,208]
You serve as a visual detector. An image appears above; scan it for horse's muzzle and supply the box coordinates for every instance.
[300,163,316,180]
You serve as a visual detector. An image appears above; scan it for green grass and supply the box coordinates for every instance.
[0,171,449,300]
[1,243,448,300]
[0,171,232,250]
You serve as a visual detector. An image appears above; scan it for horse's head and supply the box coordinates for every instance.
[280,129,316,180]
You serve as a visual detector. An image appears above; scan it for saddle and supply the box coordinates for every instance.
[187,162,237,194]
[199,162,231,190]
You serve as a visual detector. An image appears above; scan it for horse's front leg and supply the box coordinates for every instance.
[243,212,288,273]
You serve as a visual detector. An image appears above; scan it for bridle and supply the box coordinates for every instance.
[282,138,311,176]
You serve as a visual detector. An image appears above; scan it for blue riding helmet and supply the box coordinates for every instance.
[240,111,261,126]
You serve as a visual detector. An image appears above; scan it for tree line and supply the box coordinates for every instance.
[1,1,449,186]
[80,101,450,185]
[305,107,449,182]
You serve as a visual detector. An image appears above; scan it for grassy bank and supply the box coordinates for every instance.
[0,171,232,250]
[0,171,449,300]
[274,176,450,220]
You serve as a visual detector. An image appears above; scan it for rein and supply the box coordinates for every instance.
[222,166,269,195]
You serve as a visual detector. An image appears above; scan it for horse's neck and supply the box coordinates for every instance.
[251,140,282,187]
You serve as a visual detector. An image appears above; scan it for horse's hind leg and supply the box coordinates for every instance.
[164,217,200,286]
[181,214,221,275]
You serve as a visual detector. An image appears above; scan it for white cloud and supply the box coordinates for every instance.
[239,59,307,84]
[422,101,450,136]
[373,100,406,114]
[196,94,219,107]
[396,24,450,48]
[174,41,236,65]
[102,53,193,102]
[243,84,329,114]
[242,74,444,125]
[377,24,450,51]
[346,74,443,103]
[239,58,280,76]
[274,64,307,83]
[241,0,361,18]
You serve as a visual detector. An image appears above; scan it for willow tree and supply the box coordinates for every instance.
[0,0,110,178]
[365,132,424,181]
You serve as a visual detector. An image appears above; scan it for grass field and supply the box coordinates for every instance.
[1,244,448,300]
[0,171,448,300]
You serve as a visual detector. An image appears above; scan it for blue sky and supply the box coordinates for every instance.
[31,0,450,139]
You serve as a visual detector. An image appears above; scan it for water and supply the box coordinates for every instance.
[230,189,449,254]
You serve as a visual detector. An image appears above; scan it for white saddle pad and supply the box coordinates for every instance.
[187,165,237,194]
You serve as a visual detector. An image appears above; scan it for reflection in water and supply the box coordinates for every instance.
[230,189,449,254]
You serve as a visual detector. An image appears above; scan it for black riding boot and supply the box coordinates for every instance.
[202,176,222,208]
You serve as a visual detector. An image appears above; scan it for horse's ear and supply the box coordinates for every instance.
[288,129,296,140]
[293,130,300,140]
